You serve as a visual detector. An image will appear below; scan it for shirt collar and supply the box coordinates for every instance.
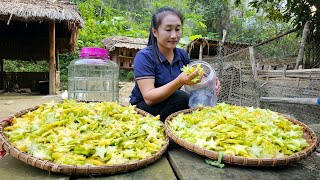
[156,47,178,64]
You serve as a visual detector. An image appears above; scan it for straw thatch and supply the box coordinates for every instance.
[0,0,83,27]
[183,38,251,59]
[102,36,148,51]
[0,0,83,61]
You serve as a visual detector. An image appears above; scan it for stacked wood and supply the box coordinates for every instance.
[258,69,320,79]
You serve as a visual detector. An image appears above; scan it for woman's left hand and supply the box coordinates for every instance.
[215,77,221,96]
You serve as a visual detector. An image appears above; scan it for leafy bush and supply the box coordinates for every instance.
[4,60,49,72]
[126,70,135,81]
[59,52,80,89]
[119,69,134,82]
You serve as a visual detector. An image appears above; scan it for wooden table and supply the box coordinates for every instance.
[168,143,320,180]
[0,155,176,180]
[1,125,319,180]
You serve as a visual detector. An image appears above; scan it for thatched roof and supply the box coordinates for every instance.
[0,0,83,60]
[184,38,251,59]
[102,36,148,51]
[0,0,83,27]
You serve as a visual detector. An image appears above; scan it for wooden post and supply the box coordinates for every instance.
[0,59,3,90]
[266,66,272,81]
[199,43,203,61]
[56,47,60,91]
[282,65,287,78]
[56,71,60,92]
[49,21,56,95]
[56,47,60,70]
[249,46,257,80]
[295,21,310,69]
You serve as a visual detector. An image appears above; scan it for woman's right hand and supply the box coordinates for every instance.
[178,68,200,86]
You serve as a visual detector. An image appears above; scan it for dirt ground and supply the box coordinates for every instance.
[0,82,134,120]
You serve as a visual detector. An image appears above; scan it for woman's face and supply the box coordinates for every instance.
[153,14,182,52]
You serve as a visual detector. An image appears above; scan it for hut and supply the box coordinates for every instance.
[0,0,83,94]
[183,38,251,60]
[102,36,147,70]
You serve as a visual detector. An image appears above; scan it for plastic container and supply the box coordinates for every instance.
[184,60,217,108]
[188,89,217,108]
[68,47,119,102]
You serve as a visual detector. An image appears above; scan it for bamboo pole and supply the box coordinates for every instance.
[218,30,227,78]
[249,47,257,80]
[228,70,235,101]
[254,27,300,48]
[260,97,320,106]
[49,21,56,95]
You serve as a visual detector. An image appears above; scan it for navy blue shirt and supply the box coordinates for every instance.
[129,46,190,104]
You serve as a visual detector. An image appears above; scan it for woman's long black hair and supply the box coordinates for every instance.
[147,7,184,63]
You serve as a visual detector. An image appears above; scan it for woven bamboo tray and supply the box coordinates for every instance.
[165,107,318,166]
[0,104,169,175]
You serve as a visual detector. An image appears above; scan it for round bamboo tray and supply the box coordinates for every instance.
[165,107,318,166]
[0,104,169,175]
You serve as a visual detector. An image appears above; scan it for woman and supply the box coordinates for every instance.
[130,7,221,121]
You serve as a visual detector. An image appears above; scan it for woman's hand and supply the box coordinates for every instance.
[178,68,201,86]
[215,77,221,96]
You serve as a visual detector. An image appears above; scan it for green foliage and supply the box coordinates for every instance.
[234,0,319,34]
[187,0,230,38]
[237,0,320,68]
[228,5,293,44]
[4,60,49,72]
[190,35,203,41]
[126,71,135,81]
[76,0,210,49]
[177,36,192,48]
[119,69,134,81]
[77,0,149,49]
[59,52,80,83]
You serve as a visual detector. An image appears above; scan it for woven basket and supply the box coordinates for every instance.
[0,104,169,175]
[165,107,318,166]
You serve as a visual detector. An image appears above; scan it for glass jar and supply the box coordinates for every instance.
[68,47,119,102]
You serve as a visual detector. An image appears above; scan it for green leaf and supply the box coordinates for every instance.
[190,34,203,41]
[205,152,225,168]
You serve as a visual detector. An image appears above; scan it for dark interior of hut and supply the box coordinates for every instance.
[0,20,73,94]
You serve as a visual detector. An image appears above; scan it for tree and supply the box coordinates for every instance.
[229,2,294,44]
[76,0,150,48]
[234,0,319,32]
[234,0,320,68]
[76,0,208,48]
